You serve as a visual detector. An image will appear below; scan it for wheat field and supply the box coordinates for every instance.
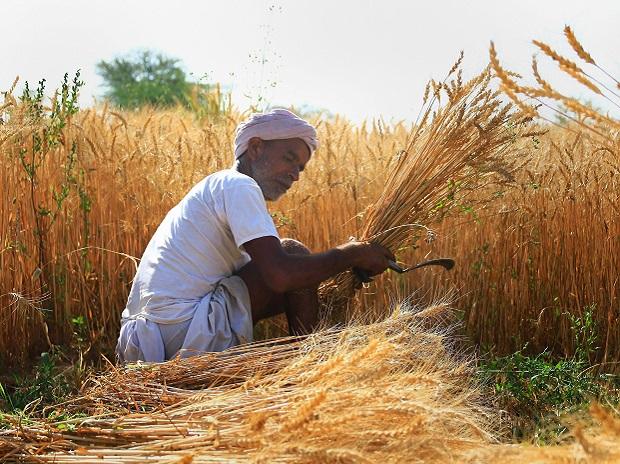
[1,26,620,463]
[1,77,618,367]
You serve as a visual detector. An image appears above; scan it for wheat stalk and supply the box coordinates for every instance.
[319,58,530,314]
[491,33,620,141]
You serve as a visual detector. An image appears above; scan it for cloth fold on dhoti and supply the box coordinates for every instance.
[116,275,253,363]
[116,315,166,363]
[178,275,253,358]
[234,108,319,159]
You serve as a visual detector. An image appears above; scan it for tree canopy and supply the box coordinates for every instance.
[97,50,191,109]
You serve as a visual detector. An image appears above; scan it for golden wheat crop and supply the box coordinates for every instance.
[1,50,619,368]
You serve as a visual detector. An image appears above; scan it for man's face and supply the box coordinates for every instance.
[249,138,311,201]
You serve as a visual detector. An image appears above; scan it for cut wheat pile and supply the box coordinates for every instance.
[3,303,620,463]
[1,303,499,463]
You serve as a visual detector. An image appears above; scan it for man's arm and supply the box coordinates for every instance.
[242,236,394,293]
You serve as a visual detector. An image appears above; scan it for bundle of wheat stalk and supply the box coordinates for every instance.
[318,56,532,313]
[0,302,499,463]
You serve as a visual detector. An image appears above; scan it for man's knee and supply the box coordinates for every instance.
[281,238,311,255]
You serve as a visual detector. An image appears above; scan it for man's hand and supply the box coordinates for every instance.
[336,240,395,277]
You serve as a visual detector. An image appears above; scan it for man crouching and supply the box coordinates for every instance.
[116,109,394,362]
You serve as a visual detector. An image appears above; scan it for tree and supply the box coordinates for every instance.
[97,50,191,109]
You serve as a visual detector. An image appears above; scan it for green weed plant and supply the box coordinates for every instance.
[480,305,619,442]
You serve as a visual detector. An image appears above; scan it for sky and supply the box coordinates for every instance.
[2,0,619,123]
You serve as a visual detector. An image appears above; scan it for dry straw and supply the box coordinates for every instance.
[0,303,499,463]
[3,303,619,462]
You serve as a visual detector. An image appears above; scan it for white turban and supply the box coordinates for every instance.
[233,108,319,159]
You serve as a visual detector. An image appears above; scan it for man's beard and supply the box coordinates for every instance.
[250,161,287,201]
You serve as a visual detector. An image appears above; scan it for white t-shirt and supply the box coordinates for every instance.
[122,169,279,324]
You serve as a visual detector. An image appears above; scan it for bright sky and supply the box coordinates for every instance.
[3,0,619,123]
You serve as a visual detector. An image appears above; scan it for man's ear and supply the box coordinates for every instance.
[246,137,265,161]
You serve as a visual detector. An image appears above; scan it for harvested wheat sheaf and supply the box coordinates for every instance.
[1,302,499,463]
[319,59,532,313]
[3,302,619,463]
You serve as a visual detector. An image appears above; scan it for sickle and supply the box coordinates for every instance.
[388,258,455,273]
[354,258,455,284]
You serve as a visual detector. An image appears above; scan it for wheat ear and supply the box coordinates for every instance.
[563,25,595,64]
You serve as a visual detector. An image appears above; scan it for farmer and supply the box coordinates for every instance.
[116,109,394,363]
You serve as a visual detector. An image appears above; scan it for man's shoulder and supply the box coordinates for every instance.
[189,169,261,204]
[205,169,258,189]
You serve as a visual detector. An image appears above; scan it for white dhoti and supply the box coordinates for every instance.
[116,275,253,363]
